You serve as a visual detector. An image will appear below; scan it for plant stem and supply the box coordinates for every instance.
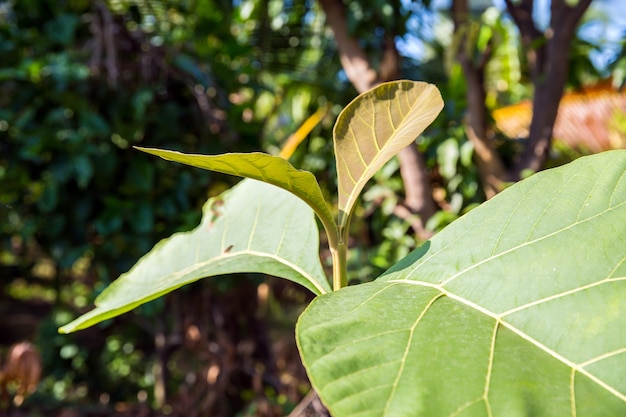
[315,212,343,292]
[330,222,351,291]
[331,241,347,291]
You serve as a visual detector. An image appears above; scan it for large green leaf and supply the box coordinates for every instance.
[135,147,338,243]
[297,151,626,416]
[60,179,329,333]
[334,81,443,227]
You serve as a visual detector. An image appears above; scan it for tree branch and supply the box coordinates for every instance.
[318,0,377,93]
[552,0,593,30]
[504,0,546,81]
[452,0,507,197]
[511,0,593,177]
[504,0,540,44]
[397,146,436,239]
[379,35,400,82]
[94,0,118,87]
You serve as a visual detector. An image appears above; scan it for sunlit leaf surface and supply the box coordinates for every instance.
[61,179,328,333]
[334,80,443,226]
[298,151,626,416]
[136,147,337,238]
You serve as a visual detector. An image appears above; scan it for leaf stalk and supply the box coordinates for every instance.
[331,222,351,291]
[331,241,347,291]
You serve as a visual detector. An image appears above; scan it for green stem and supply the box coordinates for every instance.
[331,241,348,291]
[331,221,352,291]
[318,208,350,292]
[312,206,342,292]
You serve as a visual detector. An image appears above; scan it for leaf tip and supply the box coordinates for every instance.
[57,322,76,334]
[133,146,156,154]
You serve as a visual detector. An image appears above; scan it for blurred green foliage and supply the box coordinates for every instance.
[0,0,345,413]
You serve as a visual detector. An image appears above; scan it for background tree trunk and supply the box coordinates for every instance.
[452,0,507,198]
[453,0,593,191]
[507,0,593,178]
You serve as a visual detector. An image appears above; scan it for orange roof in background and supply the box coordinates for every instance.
[493,81,626,153]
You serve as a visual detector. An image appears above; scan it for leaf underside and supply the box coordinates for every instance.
[334,80,443,226]
[297,150,626,417]
[135,147,337,238]
[60,179,329,333]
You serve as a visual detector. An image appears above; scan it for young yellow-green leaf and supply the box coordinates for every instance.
[135,147,339,245]
[334,80,443,227]
[298,150,626,416]
[60,179,329,334]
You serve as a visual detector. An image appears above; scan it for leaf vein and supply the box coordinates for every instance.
[247,203,262,250]
[490,182,541,256]
[388,280,626,402]
[570,368,577,417]
[441,201,626,286]
[446,397,484,417]
[322,358,402,392]
[382,292,445,415]
[580,347,626,367]
[500,277,623,316]
[483,320,499,417]
[523,176,570,243]
[331,383,392,409]
[308,329,408,364]
[304,284,404,334]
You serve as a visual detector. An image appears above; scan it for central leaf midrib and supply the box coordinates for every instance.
[143,249,327,295]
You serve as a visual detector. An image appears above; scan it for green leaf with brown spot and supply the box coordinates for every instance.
[60,179,329,333]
